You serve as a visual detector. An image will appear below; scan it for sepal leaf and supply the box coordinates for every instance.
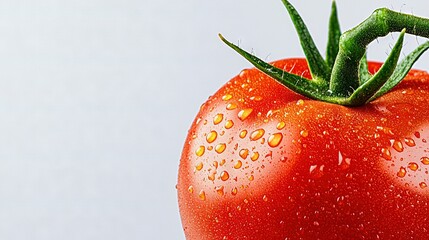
[326,0,341,69]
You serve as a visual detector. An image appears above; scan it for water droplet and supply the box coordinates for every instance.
[421,157,429,165]
[222,94,232,101]
[215,143,226,154]
[196,146,205,157]
[220,171,230,181]
[397,167,406,178]
[208,172,216,181]
[250,152,259,161]
[234,160,243,169]
[248,175,254,181]
[239,149,249,159]
[415,132,421,138]
[207,146,213,151]
[381,148,392,160]
[206,131,218,143]
[226,103,237,110]
[338,151,351,170]
[216,186,224,196]
[250,129,265,141]
[243,198,249,204]
[225,120,234,129]
[300,130,308,138]
[296,99,305,106]
[250,96,262,101]
[238,108,253,121]
[213,161,219,169]
[214,114,224,125]
[198,190,206,201]
[404,138,416,147]
[310,165,325,178]
[420,182,427,189]
[239,130,248,138]
[231,187,238,195]
[392,140,404,152]
[408,162,419,171]
[188,185,194,193]
[277,122,286,130]
[195,162,203,171]
[268,133,283,147]
[220,159,226,166]
[263,195,268,202]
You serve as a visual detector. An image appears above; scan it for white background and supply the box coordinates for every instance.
[0,0,428,239]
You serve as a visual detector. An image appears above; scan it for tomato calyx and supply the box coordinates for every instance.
[220,0,429,106]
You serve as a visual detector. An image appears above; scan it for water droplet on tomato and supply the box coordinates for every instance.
[220,159,226,166]
[239,130,248,138]
[239,149,249,159]
[392,140,404,152]
[310,165,325,178]
[225,120,234,129]
[381,148,392,160]
[263,195,268,202]
[234,160,242,169]
[397,167,406,178]
[238,108,253,121]
[421,157,429,165]
[231,187,238,195]
[196,146,205,157]
[188,185,194,193]
[404,138,416,147]
[251,152,259,161]
[222,94,232,101]
[214,114,223,125]
[250,96,262,101]
[296,99,305,106]
[214,143,226,154]
[248,175,254,181]
[195,162,203,171]
[420,182,427,189]
[198,190,206,201]
[220,171,230,181]
[216,186,225,196]
[208,172,216,181]
[408,162,419,171]
[250,129,265,141]
[300,130,308,138]
[206,131,218,143]
[277,122,286,130]
[226,103,237,110]
[268,133,283,147]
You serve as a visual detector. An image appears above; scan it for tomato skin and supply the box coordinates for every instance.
[177,58,429,239]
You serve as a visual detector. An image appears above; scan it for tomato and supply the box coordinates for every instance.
[178,0,429,238]
[177,58,429,239]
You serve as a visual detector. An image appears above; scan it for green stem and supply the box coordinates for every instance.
[330,8,429,96]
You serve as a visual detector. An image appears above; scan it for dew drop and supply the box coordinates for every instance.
[408,162,419,171]
[188,186,194,193]
[397,167,406,178]
[238,108,253,121]
[392,140,404,152]
[404,138,416,147]
[239,149,249,159]
[250,129,265,141]
[240,130,248,138]
[225,120,234,129]
[222,94,232,101]
[195,162,203,171]
[221,171,230,181]
[296,99,305,105]
[231,187,238,195]
[216,186,225,196]
[381,148,392,160]
[420,182,427,189]
[206,131,218,143]
[234,160,243,169]
[208,172,216,181]
[248,175,254,181]
[198,190,206,201]
[268,133,283,148]
[263,195,268,202]
[277,122,286,130]
[215,143,226,154]
[220,159,226,166]
[250,96,262,101]
[214,114,224,125]
[196,146,205,157]
[421,157,429,165]
[251,152,260,161]
[226,103,237,110]
[300,130,309,138]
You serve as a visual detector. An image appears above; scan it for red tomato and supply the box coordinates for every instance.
[177,58,429,239]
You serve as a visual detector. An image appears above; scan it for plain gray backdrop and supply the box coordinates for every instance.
[0,0,429,239]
